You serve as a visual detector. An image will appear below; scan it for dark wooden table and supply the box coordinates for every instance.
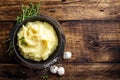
[0,0,120,80]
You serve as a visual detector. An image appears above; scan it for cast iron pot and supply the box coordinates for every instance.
[10,15,65,69]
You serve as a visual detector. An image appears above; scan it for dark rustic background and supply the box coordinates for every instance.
[0,0,120,80]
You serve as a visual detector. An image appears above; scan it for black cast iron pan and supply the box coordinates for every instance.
[10,15,66,69]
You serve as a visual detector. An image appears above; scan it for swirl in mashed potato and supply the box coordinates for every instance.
[17,21,58,61]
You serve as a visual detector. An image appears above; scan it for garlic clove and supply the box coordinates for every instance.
[57,67,65,76]
[63,51,72,59]
[50,65,58,74]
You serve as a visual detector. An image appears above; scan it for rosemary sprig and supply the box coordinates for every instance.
[2,38,13,56]
[6,41,13,56]
[2,38,10,43]
[57,77,62,80]
[41,75,48,80]
[16,3,40,23]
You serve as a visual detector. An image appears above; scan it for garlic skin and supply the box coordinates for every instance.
[50,65,58,74]
[63,51,72,59]
[57,67,65,76]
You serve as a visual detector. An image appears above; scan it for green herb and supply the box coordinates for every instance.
[2,38,10,43]
[41,75,48,80]
[20,37,27,46]
[7,41,13,56]
[57,77,62,80]
[20,37,24,40]
[2,38,13,56]
[16,3,40,23]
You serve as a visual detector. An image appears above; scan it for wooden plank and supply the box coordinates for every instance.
[0,63,120,80]
[0,0,120,21]
[0,20,120,63]
[0,22,15,63]
[61,20,120,63]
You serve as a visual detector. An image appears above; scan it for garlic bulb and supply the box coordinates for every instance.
[50,65,58,74]
[63,51,72,59]
[57,67,65,76]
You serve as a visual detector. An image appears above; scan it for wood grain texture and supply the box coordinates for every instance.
[0,20,120,63]
[0,0,120,80]
[0,63,120,80]
[61,20,120,63]
[0,0,120,20]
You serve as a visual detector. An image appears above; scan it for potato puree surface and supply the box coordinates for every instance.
[17,21,58,61]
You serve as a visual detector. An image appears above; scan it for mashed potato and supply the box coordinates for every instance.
[17,21,58,61]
